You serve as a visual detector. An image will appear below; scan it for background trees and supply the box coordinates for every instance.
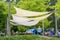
[0,0,60,32]
[0,1,7,32]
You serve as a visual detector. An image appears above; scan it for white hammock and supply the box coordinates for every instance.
[10,6,52,26]
[11,15,39,26]
[12,13,52,20]
[14,6,49,17]
[11,13,52,26]
[11,20,39,26]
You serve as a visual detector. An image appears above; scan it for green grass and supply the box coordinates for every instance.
[0,35,60,40]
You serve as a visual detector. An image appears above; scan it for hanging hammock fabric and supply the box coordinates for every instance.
[11,15,39,26]
[11,6,52,26]
[12,13,52,21]
[14,6,49,17]
[11,20,39,26]
[11,13,52,26]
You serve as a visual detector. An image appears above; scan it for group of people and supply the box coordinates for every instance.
[26,26,42,35]
[26,26,55,36]
[11,26,60,37]
[44,29,55,36]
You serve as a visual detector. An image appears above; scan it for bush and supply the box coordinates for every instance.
[0,35,60,40]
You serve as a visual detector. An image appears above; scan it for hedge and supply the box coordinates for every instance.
[0,35,60,40]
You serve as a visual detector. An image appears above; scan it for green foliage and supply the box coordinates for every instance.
[0,1,16,32]
[17,26,29,32]
[44,19,52,28]
[56,0,60,17]
[17,0,49,12]
[0,1,7,32]
[0,35,60,40]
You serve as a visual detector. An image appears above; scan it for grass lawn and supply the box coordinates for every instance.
[0,35,60,40]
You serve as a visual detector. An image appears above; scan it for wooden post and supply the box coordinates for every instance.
[6,0,11,36]
[42,20,44,36]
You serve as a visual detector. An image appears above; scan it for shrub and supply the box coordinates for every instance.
[0,35,60,40]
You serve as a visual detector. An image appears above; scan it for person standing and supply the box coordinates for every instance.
[37,26,42,35]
